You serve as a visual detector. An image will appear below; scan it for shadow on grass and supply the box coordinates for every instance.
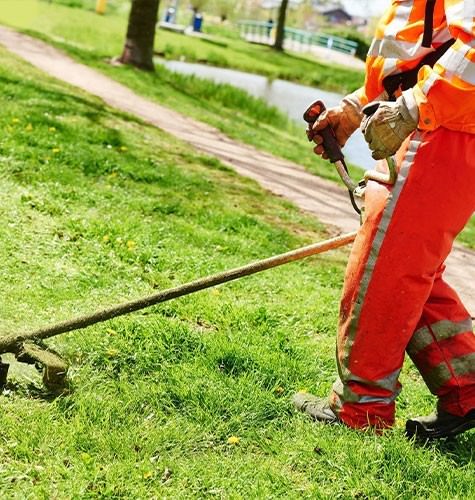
[409,434,475,464]
[2,379,67,402]
[0,61,148,129]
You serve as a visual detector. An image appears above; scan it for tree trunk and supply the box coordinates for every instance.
[273,0,289,51]
[119,0,160,71]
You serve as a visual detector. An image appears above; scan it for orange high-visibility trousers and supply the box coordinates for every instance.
[329,127,475,429]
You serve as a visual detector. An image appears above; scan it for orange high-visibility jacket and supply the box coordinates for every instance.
[359,0,475,134]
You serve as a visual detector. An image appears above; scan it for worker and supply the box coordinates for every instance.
[294,0,475,439]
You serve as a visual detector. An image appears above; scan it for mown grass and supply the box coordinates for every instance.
[0,43,475,497]
[0,1,362,185]
[2,1,473,249]
[458,220,475,249]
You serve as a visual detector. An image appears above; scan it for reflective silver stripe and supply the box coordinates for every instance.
[421,353,475,393]
[359,394,398,405]
[422,70,441,95]
[452,353,475,377]
[424,363,452,392]
[407,318,474,356]
[368,37,432,60]
[445,1,475,34]
[385,2,413,37]
[438,42,470,74]
[382,58,399,78]
[438,43,475,85]
[332,378,359,406]
[368,38,382,57]
[339,134,423,378]
[332,368,402,406]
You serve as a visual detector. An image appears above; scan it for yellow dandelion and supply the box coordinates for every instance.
[211,289,221,296]
[11,118,20,124]
[52,148,60,154]
[143,471,153,480]
[119,146,128,152]
[275,386,285,395]
[25,123,33,132]
[227,436,240,445]
[80,452,92,464]
[127,240,136,250]
[49,126,56,132]
[102,235,110,242]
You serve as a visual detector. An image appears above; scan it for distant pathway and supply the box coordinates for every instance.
[0,26,473,315]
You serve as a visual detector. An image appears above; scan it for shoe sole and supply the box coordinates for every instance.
[406,418,475,440]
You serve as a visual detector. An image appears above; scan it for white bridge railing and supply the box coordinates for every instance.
[238,21,358,57]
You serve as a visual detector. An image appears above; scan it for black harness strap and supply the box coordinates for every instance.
[383,38,455,99]
[422,0,437,48]
[383,0,454,100]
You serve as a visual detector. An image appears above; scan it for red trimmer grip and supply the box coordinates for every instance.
[303,100,344,164]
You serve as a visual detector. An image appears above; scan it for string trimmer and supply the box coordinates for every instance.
[0,101,397,392]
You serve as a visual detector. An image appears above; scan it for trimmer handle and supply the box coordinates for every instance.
[303,100,344,164]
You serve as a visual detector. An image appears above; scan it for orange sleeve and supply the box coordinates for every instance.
[414,1,475,133]
[361,0,433,104]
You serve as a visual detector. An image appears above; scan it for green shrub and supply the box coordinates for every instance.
[324,28,371,61]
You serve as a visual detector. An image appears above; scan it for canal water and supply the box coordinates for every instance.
[160,60,373,169]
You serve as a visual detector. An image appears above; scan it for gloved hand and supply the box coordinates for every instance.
[308,92,363,159]
[361,90,419,160]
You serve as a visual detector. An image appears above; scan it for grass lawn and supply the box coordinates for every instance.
[1,1,473,249]
[2,0,365,94]
[0,1,361,184]
[0,38,474,497]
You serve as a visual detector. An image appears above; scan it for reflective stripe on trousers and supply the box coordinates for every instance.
[330,128,475,429]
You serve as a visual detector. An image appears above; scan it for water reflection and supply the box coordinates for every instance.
[160,59,373,169]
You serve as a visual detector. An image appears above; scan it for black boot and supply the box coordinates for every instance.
[292,392,339,424]
[406,408,475,440]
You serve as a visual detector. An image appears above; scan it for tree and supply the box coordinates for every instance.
[274,0,289,51]
[212,0,235,22]
[119,0,161,71]
[190,0,208,13]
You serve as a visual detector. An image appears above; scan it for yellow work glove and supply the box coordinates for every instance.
[361,90,419,160]
[310,92,363,160]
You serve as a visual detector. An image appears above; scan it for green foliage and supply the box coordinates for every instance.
[324,27,372,61]
[458,218,475,249]
[189,0,208,12]
[44,0,129,14]
[209,0,235,21]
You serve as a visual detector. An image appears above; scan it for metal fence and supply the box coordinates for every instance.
[237,21,358,57]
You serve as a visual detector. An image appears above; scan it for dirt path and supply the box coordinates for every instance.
[0,26,473,315]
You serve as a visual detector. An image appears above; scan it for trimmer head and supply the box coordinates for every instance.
[0,343,69,393]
